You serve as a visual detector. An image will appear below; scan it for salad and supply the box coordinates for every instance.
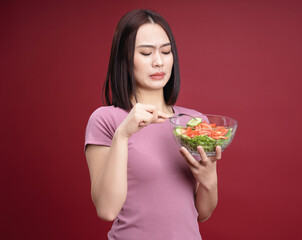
[174,117,233,153]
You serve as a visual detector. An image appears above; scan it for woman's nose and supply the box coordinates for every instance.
[152,52,164,67]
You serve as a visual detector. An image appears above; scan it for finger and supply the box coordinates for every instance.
[208,146,222,162]
[153,110,170,123]
[153,118,166,124]
[148,108,170,124]
[152,108,161,123]
[157,110,170,119]
[139,121,148,127]
[139,104,170,119]
[141,104,157,113]
[135,104,170,124]
[138,112,154,126]
[135,103,157,117]
[141,105,161,123]
[179,147,200,169]
[197,146,209,166]
[215,146,222,160]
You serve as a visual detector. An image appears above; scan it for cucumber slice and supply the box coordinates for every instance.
[187,117,202,127]
[174,127,186,136]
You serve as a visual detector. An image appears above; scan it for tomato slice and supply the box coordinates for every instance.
[185,127,199,137]
[185,122,229,139]
[201,122,212,130]
[185,127,193,136]
[198,130,211,136]
[212,128,228,136]
[212,136,228,140]
[195,122,212,131]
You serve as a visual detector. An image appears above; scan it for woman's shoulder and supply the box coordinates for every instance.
[90,105,127,117]
[88,105,128,124]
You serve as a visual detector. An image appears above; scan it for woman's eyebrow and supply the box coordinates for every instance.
[137,43,171,48]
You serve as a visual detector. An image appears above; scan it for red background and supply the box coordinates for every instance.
[1,0,302,239]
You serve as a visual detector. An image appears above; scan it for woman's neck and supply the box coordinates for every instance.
[131,89,174,115]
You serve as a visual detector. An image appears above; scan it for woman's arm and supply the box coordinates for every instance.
[195,175,218,222]
[180,145,221,222]
[85,130,128,221]
[85,103,169,221]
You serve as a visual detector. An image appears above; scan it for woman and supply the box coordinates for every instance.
[85,9,221,240]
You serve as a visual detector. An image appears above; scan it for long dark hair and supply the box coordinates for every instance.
[102,9,180,111]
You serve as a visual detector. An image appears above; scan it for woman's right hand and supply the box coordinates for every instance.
[116,103,170,138]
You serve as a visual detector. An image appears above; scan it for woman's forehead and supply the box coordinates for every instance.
[135,23,170,47]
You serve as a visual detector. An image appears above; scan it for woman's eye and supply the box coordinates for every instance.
[140,52,151,56]
[162,51,171,55]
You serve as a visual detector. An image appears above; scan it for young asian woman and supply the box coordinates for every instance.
[85,9,221,240]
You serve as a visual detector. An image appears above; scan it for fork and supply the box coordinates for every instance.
[169,113,197,120]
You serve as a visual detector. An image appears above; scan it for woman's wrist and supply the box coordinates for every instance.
[198,175,218,191]
[114,127,130,141]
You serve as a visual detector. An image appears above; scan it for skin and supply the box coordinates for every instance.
[133,23,173,97]
[180,146,221,222]
[85,23,220,222]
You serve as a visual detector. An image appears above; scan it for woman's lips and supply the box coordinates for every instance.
[150,72,165,80]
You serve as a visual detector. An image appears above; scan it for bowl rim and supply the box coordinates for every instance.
[169,113,238,129]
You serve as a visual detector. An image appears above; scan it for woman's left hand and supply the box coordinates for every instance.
[180,146,221,187]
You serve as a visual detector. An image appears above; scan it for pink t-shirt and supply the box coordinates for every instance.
[85,105,202,240]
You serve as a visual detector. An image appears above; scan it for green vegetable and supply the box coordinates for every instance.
[177,128,233,153]
[187,117,202,127]
[174,127,185,136]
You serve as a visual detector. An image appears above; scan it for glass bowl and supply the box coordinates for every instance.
[169,113,238,156]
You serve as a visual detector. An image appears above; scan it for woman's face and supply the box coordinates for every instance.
[133,23,173,92]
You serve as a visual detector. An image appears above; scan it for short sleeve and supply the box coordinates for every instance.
[84,107,116,150]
